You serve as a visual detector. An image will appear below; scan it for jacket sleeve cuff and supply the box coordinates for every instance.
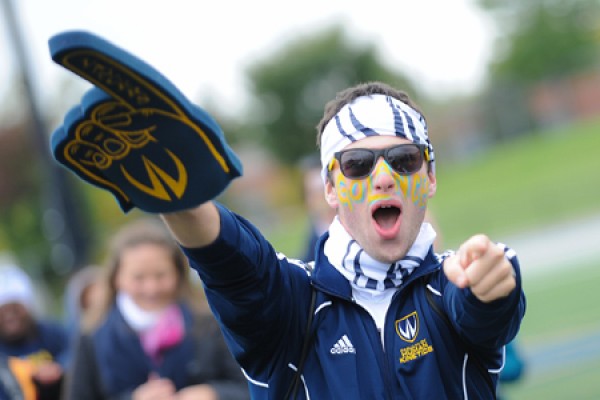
[180,203,241,265]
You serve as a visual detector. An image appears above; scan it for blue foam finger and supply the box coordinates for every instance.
[80,87,111,111]
[48,31,242,213]
[51,89,137,211]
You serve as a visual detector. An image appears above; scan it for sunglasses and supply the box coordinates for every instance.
[330,143,429,180]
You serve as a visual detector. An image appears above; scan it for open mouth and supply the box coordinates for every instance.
[372,203,402,238]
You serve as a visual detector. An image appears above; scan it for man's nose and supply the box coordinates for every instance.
[372,158,395,191]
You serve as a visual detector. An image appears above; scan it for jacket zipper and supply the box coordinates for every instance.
[350,297,395,400]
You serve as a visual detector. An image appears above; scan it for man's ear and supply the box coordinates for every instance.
[427,171,437,198]
[324,177,339,208]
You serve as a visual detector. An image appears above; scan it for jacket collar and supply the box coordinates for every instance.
[311,233,440,300]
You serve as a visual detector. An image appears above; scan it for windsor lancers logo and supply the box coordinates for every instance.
[395,311,419,343]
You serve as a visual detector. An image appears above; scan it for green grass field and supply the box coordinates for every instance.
[430,118,600,248]
[502,261,600,399]
[520,260,600,343]
[504,357,600,399]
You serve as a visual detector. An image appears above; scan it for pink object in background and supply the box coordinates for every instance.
[139,305,184,364]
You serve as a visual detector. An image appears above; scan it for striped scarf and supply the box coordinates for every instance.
[324,217,436,294]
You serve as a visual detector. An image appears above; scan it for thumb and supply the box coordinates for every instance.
[148,372,160,381]
[443,253,469,288]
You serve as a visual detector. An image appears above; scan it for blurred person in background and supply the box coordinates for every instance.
[63,219,249,400]
[0,263,68,400]
[62,264,105,366]
[63,264,105,337]
[0,353,36,400]
[298,153,337,262]
[497,339,526,399]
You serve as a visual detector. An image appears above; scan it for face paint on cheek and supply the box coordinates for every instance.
[395,174,409,196]
[336,173,367,210]
[409,174,430,209]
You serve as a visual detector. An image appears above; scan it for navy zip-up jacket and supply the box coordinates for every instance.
[184,204,526,399]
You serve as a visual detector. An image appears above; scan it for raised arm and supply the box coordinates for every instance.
[160,202,221,248]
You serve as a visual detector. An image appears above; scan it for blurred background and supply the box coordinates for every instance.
[1,0,599,398]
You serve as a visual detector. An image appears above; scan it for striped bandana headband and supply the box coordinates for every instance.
[320,94,435,183]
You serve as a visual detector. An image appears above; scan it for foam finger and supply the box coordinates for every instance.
[49,31,184,116]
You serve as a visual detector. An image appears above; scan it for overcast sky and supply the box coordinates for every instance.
[1,0,496,115]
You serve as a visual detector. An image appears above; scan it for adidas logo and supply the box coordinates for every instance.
[330,334,356,355]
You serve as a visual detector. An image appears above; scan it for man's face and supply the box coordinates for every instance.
[325,136,436,263]
[0,302,34,343]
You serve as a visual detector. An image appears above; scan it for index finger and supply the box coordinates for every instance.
[49,31,186,116]
[458,234,490,266]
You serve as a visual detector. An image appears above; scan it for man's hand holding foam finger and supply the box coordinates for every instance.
[443,234,516,303]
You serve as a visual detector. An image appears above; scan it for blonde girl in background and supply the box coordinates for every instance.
[64,219,249,400]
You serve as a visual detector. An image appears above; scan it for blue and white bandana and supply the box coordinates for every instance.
[320,94,435,183]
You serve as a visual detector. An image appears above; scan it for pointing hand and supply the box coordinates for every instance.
[443,234,516,303]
